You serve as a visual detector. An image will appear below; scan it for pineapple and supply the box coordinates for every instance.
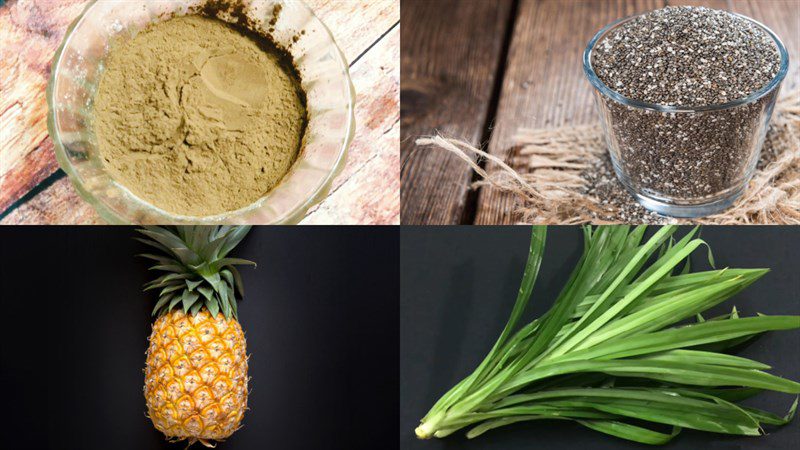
[137,226,256,447]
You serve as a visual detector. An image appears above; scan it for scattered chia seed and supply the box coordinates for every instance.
[587,6,785,208]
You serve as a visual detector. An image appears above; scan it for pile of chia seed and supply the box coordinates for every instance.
[589,6,783,202]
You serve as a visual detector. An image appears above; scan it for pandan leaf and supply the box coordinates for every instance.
[577,420,680,445]
[415,226,800,444]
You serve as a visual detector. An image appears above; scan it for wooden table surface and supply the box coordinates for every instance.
[0,0,399,225]
[401,0,800,225]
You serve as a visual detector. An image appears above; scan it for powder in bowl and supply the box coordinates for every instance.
[94,14,307,217]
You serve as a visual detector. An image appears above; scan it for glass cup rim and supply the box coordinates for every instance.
[47,0,356,224]
[582,10,789,113]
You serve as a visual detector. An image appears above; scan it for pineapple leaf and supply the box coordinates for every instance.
[203,230,234,261]
[153,293,174,316]
[182,291,200,313]
[218,226,252,259]
[217,258,257,269]
[138,253,173,264]
[134,238,172,255]
[221,270,235,297]
[160,284,184,297]
[168,295,182,311]
[149,264,185,273]
[176,226,191,246]
[228,284,237,318]
[171,247,202,267]
[219,283,230,316]
[201,272,223,292]
[139,228,189,253]
[186,226,207,251]
[220,292,232,318]
[152,273,192,286]
[195,226,214,246]
[230,266,245,297]
[231,294,239,319]
[214,226,233,240]
[137,226,254,318]
[144,274,190,291]
[197,285,214,302]
[206,298,220,317]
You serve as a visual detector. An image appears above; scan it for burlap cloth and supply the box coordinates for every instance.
[417,90,800,224]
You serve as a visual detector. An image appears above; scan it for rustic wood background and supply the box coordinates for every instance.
[401,0,800,225]
[0,0,399,224]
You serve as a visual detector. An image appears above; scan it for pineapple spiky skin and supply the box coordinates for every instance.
[145,308,248,444]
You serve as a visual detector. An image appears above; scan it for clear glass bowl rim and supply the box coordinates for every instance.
[47,0,356,224]
[583,10,789,113]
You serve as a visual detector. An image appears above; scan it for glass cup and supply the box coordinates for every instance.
[48,0,355,224]
[583,12,788,218]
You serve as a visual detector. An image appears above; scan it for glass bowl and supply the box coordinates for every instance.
[583,12,788,218]
[48,0,355,224]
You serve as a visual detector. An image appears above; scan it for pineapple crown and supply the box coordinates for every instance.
[137,226,256,320]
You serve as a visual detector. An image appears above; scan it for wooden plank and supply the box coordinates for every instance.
[0,0,399,223]
[302,120,400,224]
[303,24,399,224]
[0,176,102,224]
[306,0,398,62]
[0,0,88,213]
[473,0,667,224]
[400,0,514,225]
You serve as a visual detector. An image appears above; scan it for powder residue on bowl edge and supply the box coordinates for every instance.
[94,14,307,217]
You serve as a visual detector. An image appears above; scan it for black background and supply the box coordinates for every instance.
[0,226,399,450]
[401,226,800,450]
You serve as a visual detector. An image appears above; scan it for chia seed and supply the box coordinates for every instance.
[588,6,784,206]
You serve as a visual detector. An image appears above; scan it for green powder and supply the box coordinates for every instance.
[94,14,307,217]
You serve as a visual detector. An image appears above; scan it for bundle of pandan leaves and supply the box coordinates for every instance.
[416,226,799,445]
